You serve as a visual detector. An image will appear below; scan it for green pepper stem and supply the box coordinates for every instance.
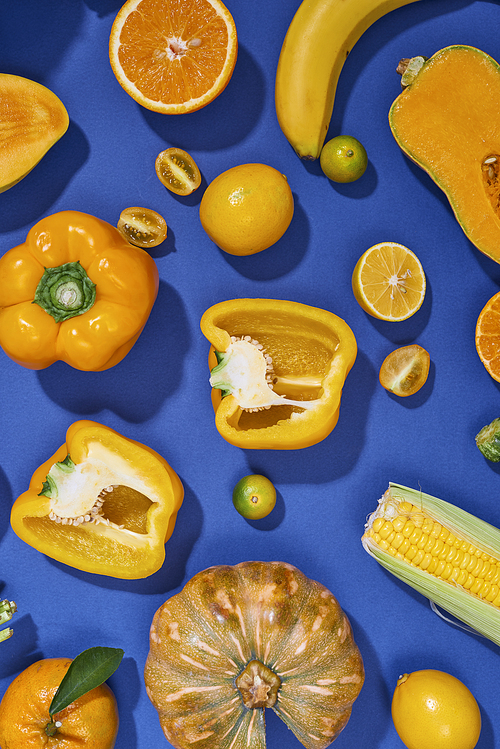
[38,455,76,498]
[34,262,96,323]
[0,600,17,641]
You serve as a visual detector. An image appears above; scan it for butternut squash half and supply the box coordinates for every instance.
[0,74,69,192]
[389,46,500,265]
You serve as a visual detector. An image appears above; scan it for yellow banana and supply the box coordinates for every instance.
[275,0,421,160]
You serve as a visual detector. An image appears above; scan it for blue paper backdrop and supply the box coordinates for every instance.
[1,1,500,747]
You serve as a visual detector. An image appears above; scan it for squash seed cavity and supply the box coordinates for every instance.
[482,154,500,212]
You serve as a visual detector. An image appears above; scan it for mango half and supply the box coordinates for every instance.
[389,45,500,266]
[0,74,69,192]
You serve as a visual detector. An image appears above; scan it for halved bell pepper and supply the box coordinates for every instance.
[200,298,357,449]
[10,421,184,579]
[0,210,159,370]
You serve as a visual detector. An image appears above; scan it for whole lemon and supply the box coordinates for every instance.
[199,163,294,255]
[391,669,481,749]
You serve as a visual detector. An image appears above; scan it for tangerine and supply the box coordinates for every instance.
[0,657,119,748]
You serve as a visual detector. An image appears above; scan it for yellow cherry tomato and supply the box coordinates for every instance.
[232,475,276,520]
[379,344,430,397]
[155,147,201,195]
[117,207,167,248]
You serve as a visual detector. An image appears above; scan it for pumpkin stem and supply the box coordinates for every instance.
[235,659,281,709]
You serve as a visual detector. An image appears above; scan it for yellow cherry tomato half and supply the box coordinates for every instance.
[379,344,430,397]
[155,147,201,196]
[232,475,276,520]
[117,206,167,248]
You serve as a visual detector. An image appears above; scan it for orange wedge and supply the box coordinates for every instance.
[352,242,426,321]
[109,0,238,114]
[476,291,500,382]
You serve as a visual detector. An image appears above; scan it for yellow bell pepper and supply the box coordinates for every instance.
[200,298,357,450]
[0,210,159,371]
[10,421,184,579]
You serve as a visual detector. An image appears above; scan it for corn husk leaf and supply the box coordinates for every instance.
[362,482,500,647]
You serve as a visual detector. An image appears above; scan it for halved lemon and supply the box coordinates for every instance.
[352,242,426,321]
[109,0,238,115]
[475,290,500,382]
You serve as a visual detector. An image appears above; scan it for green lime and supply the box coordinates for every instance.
[320,135,368,183]
[232,474,276,520]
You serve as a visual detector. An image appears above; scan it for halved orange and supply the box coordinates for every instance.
[352,242,426,321]
[109,0,238,114]
[476,291,500,382]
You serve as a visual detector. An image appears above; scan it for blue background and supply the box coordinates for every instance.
[1,0,500,747]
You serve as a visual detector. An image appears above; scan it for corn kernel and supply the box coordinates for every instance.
[399,538,410,555]
[422,519,434,534]
[392,532,405,550]
[439,527,450,542]
[378,521,394,540]
[486,584,499,602]
[456,569,468,586]
[412,549,425,566]
[440,563,453,580]
[372,518,385,534]
[405,545,418,561]
[392,516,406,532]
[463,573,475,590]
[402,521,415,538]
[399,502,413,514]
[409,528,422,545]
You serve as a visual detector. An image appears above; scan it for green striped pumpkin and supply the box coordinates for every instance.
[144,561,364,749]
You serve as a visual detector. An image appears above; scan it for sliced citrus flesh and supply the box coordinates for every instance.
[109,0,238,114]
[155,147,201,195]
[476,290,500,381]
[352,242,426,321]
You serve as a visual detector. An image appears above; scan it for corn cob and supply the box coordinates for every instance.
[362,483,500,646]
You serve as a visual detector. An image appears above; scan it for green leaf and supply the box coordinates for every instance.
[49,646,124,716]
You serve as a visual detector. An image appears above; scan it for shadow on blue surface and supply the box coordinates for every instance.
[2,2,83,79]
[0,614,42,680]
[0,122,90,234]
[84,0,123,15]
[0,469,13,542]
[220,196,309,280]
[361,277,432,345]
[110,657,140,749]
[141,45,265,153]
[241,349,377,486]
[36,280,189,422]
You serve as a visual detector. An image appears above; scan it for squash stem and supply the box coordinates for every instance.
[235,659,281,709]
